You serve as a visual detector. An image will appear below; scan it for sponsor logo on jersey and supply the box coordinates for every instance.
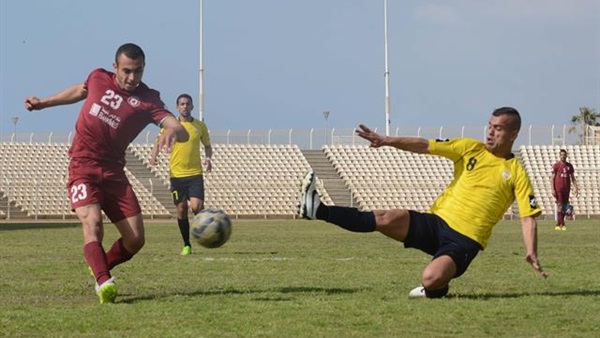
[502,170,511,180]
[90,102,121,129]
[89,103,101,116]
[128,96,141,107]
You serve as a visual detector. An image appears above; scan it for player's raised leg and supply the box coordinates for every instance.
[299,170,410,237]
[299,169,375,232]
[104,176,144,270]
[108,214,144,268]
[299,169,320,220]
[299,169,452,299]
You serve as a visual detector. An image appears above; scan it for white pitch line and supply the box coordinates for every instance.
[200,256,359,262]
[202,257,292,262]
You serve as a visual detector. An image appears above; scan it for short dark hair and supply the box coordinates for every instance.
[560,149,567,154]
[492,107,521,131]
[176,93,193,105]
[115,43,145,64]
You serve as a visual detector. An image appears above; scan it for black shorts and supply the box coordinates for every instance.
[404,210,482,277]
[169,175,205,205]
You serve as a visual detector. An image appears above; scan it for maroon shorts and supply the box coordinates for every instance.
[555,190,570,205]
[67,158,141,223]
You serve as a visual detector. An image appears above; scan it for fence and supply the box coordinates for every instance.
[1,124,597,148]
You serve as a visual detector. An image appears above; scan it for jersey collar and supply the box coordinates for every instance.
[178,116,194,123]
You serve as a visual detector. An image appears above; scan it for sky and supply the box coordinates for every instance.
[1,0,599,138]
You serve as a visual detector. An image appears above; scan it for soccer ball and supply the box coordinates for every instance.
[191,209,232,248]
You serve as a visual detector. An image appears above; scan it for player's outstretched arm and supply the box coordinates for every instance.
[25,84,87,111]
[520,216,549,278]
[355,124,429,153]
[149,137,161,166]
[157,115,189,152]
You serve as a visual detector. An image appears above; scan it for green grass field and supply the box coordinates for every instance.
[1,219,599,338]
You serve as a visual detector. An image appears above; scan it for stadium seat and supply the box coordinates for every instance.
[519,144,600,218]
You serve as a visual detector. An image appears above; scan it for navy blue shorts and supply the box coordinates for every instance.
[404,210,482,277]
[170,175,205,205]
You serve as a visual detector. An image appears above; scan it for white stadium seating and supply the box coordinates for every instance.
[324,145,453,212]
[0,142,169,219]
[128,143,332,218]
[0,141,598,220]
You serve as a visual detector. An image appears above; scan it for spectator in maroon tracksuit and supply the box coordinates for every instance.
[550,149,578,230]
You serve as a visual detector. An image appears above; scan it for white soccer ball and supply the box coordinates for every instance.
[191,209,232,248]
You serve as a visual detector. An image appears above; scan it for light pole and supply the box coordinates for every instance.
[323,111,330,146]
[11,116,19,141]
[383,0,391,136]
[198,0,205,121]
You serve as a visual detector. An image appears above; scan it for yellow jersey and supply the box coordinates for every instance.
[428,138,541,248]
[159,118,210,178]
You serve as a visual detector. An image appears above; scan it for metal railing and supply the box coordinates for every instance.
[1,124,597,148]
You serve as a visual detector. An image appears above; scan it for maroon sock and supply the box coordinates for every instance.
[106,238,134,270]
[83,241,111,285]
[558,212,565,226]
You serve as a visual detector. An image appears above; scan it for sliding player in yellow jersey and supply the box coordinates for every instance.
[151,94,212,255]
[299,107,548,298]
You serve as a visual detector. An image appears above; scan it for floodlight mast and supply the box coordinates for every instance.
[199,0,205,121]
[383,0,391,136]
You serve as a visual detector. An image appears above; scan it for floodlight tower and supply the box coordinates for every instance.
[199,0,205,121]
[383,0,391,136]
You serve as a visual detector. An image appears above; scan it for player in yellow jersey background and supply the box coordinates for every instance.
[151,94,212,255]
[299,107,548,298]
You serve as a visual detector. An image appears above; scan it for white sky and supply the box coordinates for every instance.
[1,0,598,136]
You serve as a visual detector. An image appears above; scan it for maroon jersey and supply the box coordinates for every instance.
[552,161,575,191]
[68,68,173,167]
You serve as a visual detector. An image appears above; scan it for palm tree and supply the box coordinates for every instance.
[569,107,600,144]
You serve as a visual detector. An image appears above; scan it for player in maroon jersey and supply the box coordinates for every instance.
[24,43,189,303]
[550,149,578,230]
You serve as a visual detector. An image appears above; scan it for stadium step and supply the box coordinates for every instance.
[125,149,175,217]
[301,149,356,207]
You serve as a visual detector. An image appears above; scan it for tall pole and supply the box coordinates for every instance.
[383,0,391,136]
[199,0,205,121]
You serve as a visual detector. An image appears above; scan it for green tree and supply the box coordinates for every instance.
[569,107,599,144]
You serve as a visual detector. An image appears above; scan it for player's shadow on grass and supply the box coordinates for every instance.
[447,289,600,300]
[0,222,79,231]
[119,286,362,304]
